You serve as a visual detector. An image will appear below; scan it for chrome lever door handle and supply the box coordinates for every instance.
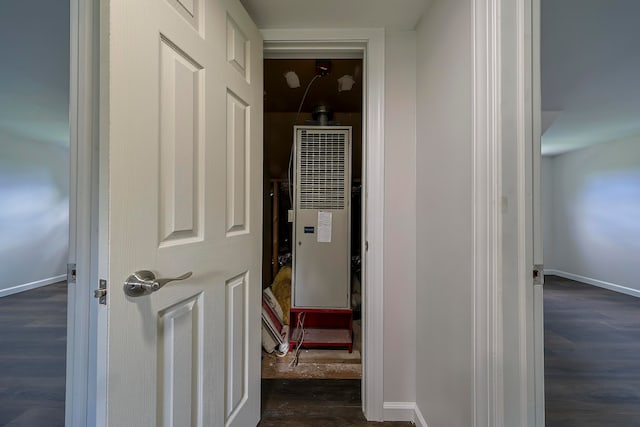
[123,270,193,297]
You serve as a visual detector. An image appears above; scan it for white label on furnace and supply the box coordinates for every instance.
[317,211,332,243]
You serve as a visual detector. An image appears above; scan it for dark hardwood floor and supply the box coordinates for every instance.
[0,282,67,427]
[259,379,412,426]
[545,275,640,427]
[5,275,638,426]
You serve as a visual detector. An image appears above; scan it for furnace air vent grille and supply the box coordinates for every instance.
[297,129,348,210]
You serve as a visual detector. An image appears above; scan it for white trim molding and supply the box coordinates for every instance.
[516,0,543,425]
[530,0,545,425]
[383,402,415,422]
[383,402,429,427]
[472,0,504,425]
[0,275,67,298]
[262,28,386,422]
[545,270,640,299]
[498,0,541,425]
[472,0,540,425]
[414,404,429,427]
[68,0,100,425]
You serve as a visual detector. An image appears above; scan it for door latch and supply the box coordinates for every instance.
[94,279,107,305]
[67,263,77,283]
[533,265,544,285]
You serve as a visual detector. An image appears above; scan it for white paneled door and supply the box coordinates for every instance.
[102,0,262,426]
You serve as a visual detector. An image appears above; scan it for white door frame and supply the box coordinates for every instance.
[531,0,545,424]
[489,0,543,425]
[472,0,541,425]
[262,28,385,421]
[67,0,101,425]
[471,0,503,424]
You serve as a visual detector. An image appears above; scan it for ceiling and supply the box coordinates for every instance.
[263,59,364,180]
[239,0,430,30]
[264,59,363,113]
[541,0,640,156]
[5,0,635,157]
[0,0,69,147]
[247,0,640,157]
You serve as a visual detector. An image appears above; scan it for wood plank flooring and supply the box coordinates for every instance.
[544,275,640,427]
[262,349,362,379]
[259,379,412,426]
[0,282,66,427]
[4,275,639,426]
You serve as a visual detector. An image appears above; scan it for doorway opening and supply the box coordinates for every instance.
[0,0,70,425]
[260,57,364,380]
[539,0,640,424]
[257,31,385,422]
[0,123,71,424]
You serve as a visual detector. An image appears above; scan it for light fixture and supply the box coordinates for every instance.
[284,71,300,88]
[338,75,355,92]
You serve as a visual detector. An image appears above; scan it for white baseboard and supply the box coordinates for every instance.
[383,402,428,426]
[414,404,428,427]
[0,275,66,298]
[384,402,415,422]
[545,270,640,298]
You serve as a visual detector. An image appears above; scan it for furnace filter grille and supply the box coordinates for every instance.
[297,130,347,210]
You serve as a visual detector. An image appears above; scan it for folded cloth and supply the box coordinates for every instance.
[271,266,292,325]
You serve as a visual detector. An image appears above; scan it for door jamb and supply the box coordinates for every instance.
[262,28,385,422]
[493,0,541,425]
[471,0,503,424]
[471,0,540,425]
[67,0,101,425]
[531,0,545,424]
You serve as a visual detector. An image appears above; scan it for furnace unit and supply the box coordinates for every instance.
[292,126,352,309]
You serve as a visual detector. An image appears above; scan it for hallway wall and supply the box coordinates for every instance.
[415,0,474,425]
[0,0,70,296]
[543,135,640,296]
[383,29,417,408]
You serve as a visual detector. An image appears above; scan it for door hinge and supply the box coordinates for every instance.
[94,279,107,305]
[533,265,544,285]
[67,263,77,283]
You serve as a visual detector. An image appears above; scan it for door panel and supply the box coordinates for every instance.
[227,16,250,81]
[159,37,204,244]
[225,273,249,422]
[104,0,262,425]
[158,294,204,427]
[226,91,249,235]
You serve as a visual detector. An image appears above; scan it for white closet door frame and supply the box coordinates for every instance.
[262,28,385,422]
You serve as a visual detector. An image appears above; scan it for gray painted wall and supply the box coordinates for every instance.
[384,30,417,406]
[415,0,474,425]
[0,133,69,294]
[0,0,70,295]
[543,136,640,294]
[542,156,555,269]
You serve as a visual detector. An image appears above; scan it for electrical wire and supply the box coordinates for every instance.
[294,74,321,127]
[285,75,321,364]
[288,74,322,206]
[289,312,307,367]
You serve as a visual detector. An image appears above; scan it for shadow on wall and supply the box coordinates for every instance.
[544,135,640,292]
[576,169,640,251]
[0,129,69,293]
[0,0,70,295]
